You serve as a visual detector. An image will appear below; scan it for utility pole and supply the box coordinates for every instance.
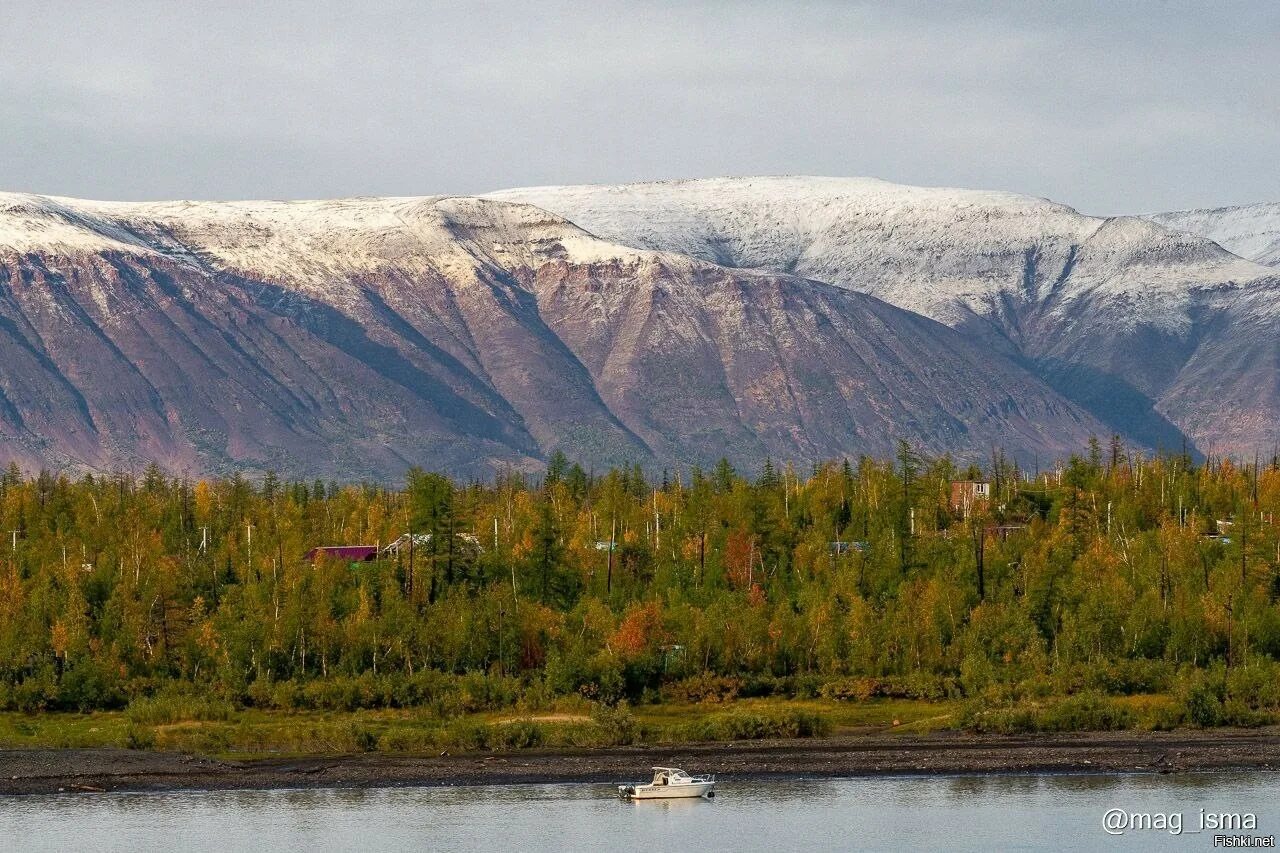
[1254,451,1260,508]
[973,522,986,601]
[653,490,660,550]
[606,517,616,594]
[497,606,506,677]
[275,537,284,622]
[1242,516,1248,583]
[408,530,415,599]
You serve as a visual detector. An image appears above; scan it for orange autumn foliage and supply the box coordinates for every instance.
[610,600,666,658]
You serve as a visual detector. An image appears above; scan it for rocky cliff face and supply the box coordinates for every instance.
[495,177,1280,456]
[0,190,1109,478]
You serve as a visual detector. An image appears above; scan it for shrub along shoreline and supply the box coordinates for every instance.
[2,676,1274,759]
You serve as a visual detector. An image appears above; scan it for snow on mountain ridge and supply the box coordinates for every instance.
[0,192,688,317]
[11,178,1267,323]
[488,176,1276,333]
[492,176,1089,282]
[0,192,162,257]
[1146,203,1280,268]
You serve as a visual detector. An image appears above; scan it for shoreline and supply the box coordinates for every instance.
[3,728,1279,796]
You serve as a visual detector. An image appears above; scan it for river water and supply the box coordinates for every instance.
[3,772,1278,851]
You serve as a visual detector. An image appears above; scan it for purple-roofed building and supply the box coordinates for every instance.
[305,545,379,563]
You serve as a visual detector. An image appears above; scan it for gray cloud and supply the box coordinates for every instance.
[2,1,1276,214]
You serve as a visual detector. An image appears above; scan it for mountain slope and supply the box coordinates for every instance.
[1146,203,1280,268]
[493,177,1280,454]
[0,191,1108,477]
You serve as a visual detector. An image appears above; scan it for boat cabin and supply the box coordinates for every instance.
[650,767,692,786]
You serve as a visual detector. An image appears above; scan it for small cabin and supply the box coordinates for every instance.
[381,533,432,557]
[382,532,484,557]
[306,545,379,564]
[951,481,990,514]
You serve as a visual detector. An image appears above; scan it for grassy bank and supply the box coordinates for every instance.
[5,689,1275,759]
[0,696,957,758]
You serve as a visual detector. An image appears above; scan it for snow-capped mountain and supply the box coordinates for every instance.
[493,177,1280,456]
[0,190,1107,478]
[1146,203,1280,268]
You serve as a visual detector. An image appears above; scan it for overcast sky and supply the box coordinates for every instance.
[2,1,1276,214]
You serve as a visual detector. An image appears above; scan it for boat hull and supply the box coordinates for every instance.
[622,782,715,799]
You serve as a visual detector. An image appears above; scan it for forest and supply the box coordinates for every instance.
[2,438,1280,753]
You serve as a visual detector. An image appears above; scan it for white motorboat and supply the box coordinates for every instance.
[618,767,716,800]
